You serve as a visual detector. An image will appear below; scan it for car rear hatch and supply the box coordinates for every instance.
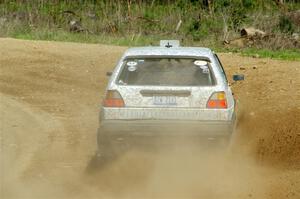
[102,56,231,121]
[116,57,216,108]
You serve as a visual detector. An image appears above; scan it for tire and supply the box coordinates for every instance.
[97,127,115,158]
[85,129,115,173]
[227,113,239,152]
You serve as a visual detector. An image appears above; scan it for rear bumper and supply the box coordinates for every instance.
[101,106,235,121]
[99,118,235,138]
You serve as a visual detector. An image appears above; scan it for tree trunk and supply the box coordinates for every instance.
[203,0,213,14]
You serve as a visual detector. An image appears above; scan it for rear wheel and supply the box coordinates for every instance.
[97,128,114,158]
[97,127,131,160]
[85,129,116,173]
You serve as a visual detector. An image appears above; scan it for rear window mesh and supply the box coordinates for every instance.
[117,58,215,86]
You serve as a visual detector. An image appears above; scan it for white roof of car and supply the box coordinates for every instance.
[123,46,213,58]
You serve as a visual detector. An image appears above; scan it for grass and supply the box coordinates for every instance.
[8,30,300,61]
[241,48,300,61]
[10,29,166,46]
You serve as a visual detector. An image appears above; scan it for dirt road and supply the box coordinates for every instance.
[0,38,299,199]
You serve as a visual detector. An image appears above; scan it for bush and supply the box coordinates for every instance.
[0,0,299,52]
[279,15,294,33]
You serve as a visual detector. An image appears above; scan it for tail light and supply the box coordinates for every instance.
[207,91,227,109]
[103,90,125,107]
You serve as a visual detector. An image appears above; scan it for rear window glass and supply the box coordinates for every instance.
[117,57,215,86]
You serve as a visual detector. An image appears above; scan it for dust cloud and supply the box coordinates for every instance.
[84,145,267,199]
[1,118,275,199]
[5,141,268,199]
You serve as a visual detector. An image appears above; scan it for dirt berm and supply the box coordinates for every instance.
[0,38,299,199]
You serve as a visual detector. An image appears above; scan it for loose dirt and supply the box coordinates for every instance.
[0,38,299,199]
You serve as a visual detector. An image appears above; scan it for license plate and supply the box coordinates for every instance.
[153,96,177,105]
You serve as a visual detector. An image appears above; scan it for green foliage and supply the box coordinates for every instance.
[279,15,294,33]
[0,0,299,61]
[230,8,247,30]
[242,0,256,9]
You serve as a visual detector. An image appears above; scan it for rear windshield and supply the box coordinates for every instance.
[117,57,215,86]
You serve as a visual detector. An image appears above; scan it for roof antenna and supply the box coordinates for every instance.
[160,40,180,48]
[165,42,172,48]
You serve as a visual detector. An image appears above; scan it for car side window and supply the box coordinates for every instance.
[214,54,228,83]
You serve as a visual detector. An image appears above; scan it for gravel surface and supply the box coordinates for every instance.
[0,38,299,199]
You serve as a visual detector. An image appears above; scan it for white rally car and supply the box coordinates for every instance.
[97,40,243,157]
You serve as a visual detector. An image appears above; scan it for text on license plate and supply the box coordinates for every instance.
[153,96,177,105]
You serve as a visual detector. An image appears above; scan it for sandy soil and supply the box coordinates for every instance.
[0,38,299,199]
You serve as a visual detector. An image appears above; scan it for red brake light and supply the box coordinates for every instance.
[207,91,227,109]
[103,90,125,107]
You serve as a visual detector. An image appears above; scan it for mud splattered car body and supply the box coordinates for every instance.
[98,41,237,154]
